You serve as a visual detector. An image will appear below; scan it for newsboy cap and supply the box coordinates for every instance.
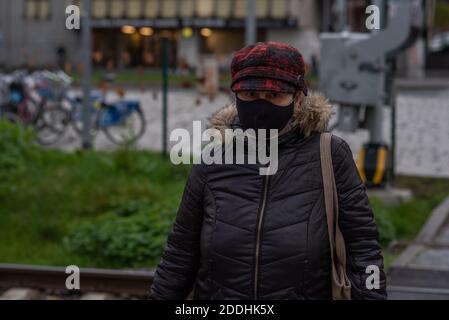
[230,41,308,96]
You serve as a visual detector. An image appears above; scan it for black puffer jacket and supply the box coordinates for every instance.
[150,91,387,300]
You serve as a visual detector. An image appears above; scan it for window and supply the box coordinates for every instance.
[127,0,142,19]
[144,0,159,18]
[38,0,50,19]
[196,0,214,17]
[256,0,269,18]
[216,0,232,18]
[180,0,195,17]
[161,0,177,18]
[25,0,51,21]
[25,0,38,20]
[272,0,288,18]
[92,0,108,18]
[110,0,125,18]
[234,0,247,19]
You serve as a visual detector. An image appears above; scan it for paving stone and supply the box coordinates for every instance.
[436,227,449,246]
[80,292,115,300]
[409,249,449,270]
[367,187,413,206]
[0,288,42,300]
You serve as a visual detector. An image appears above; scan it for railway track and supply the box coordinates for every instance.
[0,263,155,300]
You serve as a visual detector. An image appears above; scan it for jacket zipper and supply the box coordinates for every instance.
[253,173,270,299]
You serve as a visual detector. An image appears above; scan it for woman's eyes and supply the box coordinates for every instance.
[240,92,257,99]
[241,92,285,100]
[244,92,278,98]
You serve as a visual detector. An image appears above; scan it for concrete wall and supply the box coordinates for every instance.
[0,0,81,69]
[0,0,6,67]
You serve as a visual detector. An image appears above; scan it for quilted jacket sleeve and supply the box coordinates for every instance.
[331,137,388,300]
[149,164,206,300]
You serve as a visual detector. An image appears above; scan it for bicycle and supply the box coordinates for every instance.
[66,90,146,146]
[0,70,70,145]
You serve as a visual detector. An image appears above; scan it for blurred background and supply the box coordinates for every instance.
[0,0,449,300]
[1,0,448,80]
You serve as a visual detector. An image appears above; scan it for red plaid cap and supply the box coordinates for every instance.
[230,41,308,96]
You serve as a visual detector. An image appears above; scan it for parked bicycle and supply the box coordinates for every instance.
[0,70,70,145]
[64,89,146,146]
[1,70,146,146]
[57,74,146,145]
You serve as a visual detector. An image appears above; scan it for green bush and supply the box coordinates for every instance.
[370,193,443,248]
[0,119,189,268]
[0,120,40,172]
[63,201,177,267]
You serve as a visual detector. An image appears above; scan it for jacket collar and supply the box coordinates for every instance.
[207,90,333,144]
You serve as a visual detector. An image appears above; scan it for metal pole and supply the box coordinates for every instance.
[245,0,256,45]
[390,80,397,185]
[335,0,347,32]
[322,0,332,32]
[81,0,92,149]
[369,0,386,145]
[161,37,169,156]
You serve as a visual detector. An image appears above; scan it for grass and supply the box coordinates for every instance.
[371,176,449,270]
[381,176,449,241]
[0,123,190,267]
[0,150,188,266]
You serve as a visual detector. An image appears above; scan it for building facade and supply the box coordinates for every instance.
[0,0,323,70]
[0,0,81,69]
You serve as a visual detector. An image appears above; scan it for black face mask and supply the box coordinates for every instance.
[235,96,294,132]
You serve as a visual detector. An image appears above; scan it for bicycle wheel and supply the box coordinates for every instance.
[101,107,146,145]
[35,105,70,146]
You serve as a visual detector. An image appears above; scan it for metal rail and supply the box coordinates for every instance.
[0,264,155,297]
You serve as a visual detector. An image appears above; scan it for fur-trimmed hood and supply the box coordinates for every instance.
[207,90,333,140]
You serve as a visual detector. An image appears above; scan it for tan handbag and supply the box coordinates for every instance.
[320,132,352,300]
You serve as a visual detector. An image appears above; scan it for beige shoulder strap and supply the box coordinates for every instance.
[320,132,352,300]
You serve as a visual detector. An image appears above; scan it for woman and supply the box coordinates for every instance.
[150,41,387,300]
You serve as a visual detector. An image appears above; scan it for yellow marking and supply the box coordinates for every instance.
[356,147,367,183]
[373,147,387,185]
